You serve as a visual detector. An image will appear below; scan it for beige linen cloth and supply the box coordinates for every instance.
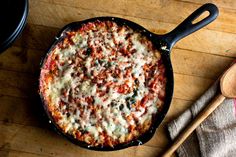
[168,65,236,157]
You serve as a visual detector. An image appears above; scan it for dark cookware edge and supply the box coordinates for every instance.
[0,0,29,53]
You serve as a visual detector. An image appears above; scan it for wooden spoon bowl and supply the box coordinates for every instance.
[221,63,236,98]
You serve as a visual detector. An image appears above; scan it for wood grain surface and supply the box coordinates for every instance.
[0,0,236,157]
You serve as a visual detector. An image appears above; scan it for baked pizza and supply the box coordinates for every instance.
[39,20,166,147]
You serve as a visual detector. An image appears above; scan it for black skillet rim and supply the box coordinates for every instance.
[39,16,174,151]
[0,0,29,53]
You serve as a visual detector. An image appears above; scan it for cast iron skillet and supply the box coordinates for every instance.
[39,3,218,151]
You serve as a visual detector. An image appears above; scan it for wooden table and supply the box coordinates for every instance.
[0,0,236,156]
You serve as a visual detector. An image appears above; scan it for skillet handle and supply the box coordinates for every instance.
[163,3,218,49]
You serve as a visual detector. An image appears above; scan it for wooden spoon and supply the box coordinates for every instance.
[162,63,236,157]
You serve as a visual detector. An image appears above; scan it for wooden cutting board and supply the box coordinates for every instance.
[0,0,235,156]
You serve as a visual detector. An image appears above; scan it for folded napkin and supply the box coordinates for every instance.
[168,67,236,157]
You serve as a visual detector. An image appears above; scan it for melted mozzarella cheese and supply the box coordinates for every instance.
[40,20,166,147]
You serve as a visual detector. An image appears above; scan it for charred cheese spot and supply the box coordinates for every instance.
[39,20,166,147]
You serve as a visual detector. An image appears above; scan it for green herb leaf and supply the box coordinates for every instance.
[86,48,92,56]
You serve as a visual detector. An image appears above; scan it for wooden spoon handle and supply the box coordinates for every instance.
[162,94,225,157]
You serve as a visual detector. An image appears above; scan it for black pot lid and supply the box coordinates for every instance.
[0,0,28,53]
